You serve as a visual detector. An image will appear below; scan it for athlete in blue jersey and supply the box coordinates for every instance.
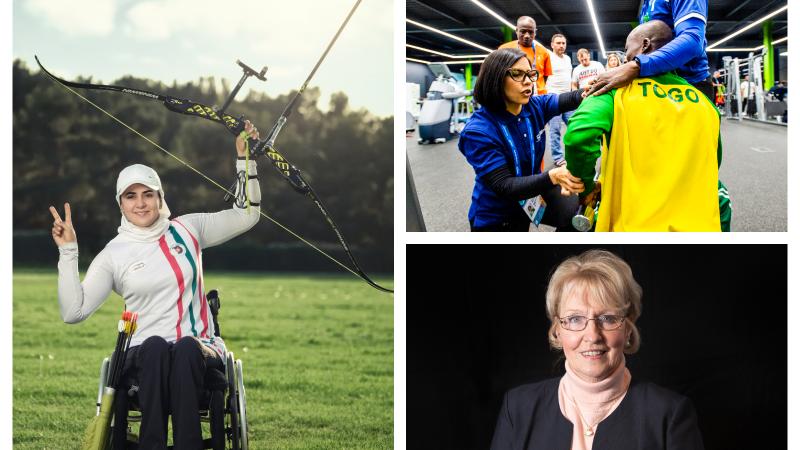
[586,0,712,99]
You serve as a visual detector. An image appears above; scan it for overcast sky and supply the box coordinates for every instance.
[13,0,393,117]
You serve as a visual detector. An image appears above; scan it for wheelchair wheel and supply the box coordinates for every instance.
[226,352,240,450]
[235,359,248,450]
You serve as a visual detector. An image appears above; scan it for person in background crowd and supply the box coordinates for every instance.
[767,80,787,102]
[605,53,622,70]
[712,70,725,107]
[571,49,605,92]
[545,33,575,167]
[740,75,756,116]
[499,16,553,95]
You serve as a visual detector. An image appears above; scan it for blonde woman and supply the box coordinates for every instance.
[490,250,704,449]
[605,53,621,70]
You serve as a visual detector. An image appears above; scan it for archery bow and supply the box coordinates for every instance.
[36,0,392,294]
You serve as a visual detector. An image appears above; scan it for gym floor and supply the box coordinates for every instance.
[407,118,786,232]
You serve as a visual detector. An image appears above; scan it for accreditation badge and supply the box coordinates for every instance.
[521,196,546,227]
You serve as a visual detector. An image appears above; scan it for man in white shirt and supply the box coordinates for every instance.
[571,48,606,91]
[545,33,574,166]
[739,75,756,116]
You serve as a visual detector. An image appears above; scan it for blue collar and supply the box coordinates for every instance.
[492,102,532,124]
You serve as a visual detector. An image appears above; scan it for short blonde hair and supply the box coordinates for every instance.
[576,48,590,57]
[545,250,642,354]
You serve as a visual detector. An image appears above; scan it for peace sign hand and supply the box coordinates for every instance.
[49,203,77,247]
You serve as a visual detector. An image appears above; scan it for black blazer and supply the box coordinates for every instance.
[490,378,704,450]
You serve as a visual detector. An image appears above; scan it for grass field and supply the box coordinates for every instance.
[13,270,393,449]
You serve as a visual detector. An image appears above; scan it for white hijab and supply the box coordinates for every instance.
[115,164,172,242]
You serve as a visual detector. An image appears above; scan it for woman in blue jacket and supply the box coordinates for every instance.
[458,48,584,232]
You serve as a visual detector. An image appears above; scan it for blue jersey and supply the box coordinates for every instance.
[457,95,560,227]
[639,0,710,83]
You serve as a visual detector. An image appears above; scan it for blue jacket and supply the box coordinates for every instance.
[637,0,710,83]
[458,95,560,228]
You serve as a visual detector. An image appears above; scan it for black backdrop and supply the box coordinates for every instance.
[407,245,787,450]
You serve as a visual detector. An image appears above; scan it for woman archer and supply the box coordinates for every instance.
[50,121,261,449]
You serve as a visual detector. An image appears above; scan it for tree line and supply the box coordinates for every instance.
[13,59,393,274]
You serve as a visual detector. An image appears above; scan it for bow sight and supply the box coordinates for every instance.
[216,59,268,116]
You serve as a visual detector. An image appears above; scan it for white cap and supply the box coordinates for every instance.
[116,164,163,204]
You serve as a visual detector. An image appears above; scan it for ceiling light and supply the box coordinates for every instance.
[706,48,761,52]
[406,18,494,53]
[707,36,788,53]
[406,57,430,64]
[470,0,514,28]
[407,44,454,58]
[406,44,489,59]
[586,0,607,58]
[753,36,788,51]
[707,5,788,49]
[433,60,486,65]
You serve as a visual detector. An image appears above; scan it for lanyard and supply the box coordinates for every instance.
[498,117,536,177]
[518,42,537,63]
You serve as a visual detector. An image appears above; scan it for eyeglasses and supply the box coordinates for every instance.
[506,68,539,83]
[557,315,626,331]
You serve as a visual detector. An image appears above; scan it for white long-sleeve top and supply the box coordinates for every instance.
[58,159,260,356]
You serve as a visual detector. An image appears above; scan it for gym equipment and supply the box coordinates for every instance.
[417,63,472,144]
[720,52,786,124]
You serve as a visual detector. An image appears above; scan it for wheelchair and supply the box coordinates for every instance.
[93,290,249,449]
